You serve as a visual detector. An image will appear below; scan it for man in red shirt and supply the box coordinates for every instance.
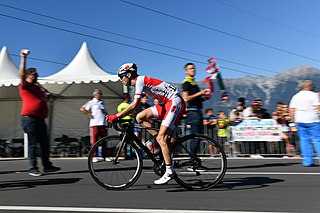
[19,49,60,177]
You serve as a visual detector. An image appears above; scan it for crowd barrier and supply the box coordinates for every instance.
[1,119,299,158]
[138,119,300,157]
[90,119,300,157]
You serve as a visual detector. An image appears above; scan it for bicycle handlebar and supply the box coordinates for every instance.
[107,119,133,132]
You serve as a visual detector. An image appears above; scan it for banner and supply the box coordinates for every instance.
[232,119,282,142]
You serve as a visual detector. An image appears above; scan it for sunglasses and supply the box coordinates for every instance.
[27,73,38,77]
[119,74,127,80]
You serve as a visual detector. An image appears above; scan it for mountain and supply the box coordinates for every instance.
[172,65,320,114]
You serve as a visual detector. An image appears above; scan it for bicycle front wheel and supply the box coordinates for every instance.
[172,134,227,190]
[88,135,143,190]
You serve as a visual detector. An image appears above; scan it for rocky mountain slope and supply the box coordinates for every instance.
[172,65,320,113]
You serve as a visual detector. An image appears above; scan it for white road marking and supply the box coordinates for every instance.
[145,171,320,175]
[0,206,288,213]
[226,172,320,175]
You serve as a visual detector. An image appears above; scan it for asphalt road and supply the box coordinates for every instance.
[0,158,319,213]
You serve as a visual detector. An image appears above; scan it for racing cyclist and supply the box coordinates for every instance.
[106,63,186,185]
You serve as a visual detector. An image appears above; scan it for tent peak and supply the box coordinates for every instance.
[0,46,20,86]
[41,42,118,83]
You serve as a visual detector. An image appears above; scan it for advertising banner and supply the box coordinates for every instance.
[232,119,282,141]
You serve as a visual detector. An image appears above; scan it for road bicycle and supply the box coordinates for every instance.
[88,120,227,190]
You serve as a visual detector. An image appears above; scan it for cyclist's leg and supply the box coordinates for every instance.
[154,97,186,185]
[136,107,158,137]
[156,126,172,165]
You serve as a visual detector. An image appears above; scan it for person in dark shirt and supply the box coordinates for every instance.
[19,49,60,177]
[243,98,270,120]
[254,99,271,119]
[181,63,210,158]
[134,94,151,116]
[134,94,151,142]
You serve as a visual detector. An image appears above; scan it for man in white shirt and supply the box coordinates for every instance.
[289,80,320,166]
[80,89,108,162]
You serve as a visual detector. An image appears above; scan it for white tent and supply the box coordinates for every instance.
[0,46,23,140]
[0,43,124,142]
[39,42,124,140]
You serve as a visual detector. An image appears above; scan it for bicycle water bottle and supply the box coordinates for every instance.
[126,146,131,157]
[146,141,153,151]
[98,146,102,157]
[146,140,159,154]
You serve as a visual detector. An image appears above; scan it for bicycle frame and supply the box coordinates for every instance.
[114,123,193,165]
[115,124,160,165]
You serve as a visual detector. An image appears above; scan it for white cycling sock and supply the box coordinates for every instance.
[166,164,173,175]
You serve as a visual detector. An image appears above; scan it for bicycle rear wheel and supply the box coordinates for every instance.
[88,135,143,190]
[172,134,227,190]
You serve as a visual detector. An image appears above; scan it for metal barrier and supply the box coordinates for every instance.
[43,119,301,158]
[137,120,300,157]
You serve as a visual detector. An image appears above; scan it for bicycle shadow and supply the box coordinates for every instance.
[0,178,81,192]
[126,176,284,192]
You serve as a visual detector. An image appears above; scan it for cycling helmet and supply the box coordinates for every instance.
[117,63,137,79]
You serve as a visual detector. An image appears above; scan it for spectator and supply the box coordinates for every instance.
[203,108,217,155]
[217,111,230,153]
[229,97,246,124]
[19,49,60,177]
[289,80,320,166]
[152,99,161,128]
[273,103,296,156]
[80,89,108,163]
[154,99,160,106]
[134,94,151,143]
[203,108,217,139]
[181,63,210,158]
[243,98,270,120]
[117,93,134,124]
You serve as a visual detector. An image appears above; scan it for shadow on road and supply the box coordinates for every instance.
[227,162,300,170]
[214,176,284,191]
[114,176,284,193]
[0,178,81,192]
[0,170,28,175]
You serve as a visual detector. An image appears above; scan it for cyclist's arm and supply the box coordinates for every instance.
[115,98,140,119]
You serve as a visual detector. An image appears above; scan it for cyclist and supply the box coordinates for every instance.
[107,63,186,184]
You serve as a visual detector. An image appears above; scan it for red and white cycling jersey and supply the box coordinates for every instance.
[134,76,179,103]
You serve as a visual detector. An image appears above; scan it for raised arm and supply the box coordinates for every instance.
[19,49,29,86]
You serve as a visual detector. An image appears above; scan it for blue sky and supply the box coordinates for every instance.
[1,0,320,83]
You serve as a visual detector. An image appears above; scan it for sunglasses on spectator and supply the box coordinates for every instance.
[27,73,38,77]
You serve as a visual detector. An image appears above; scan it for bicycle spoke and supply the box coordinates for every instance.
[172,134,227,190]
[88,135,142,190]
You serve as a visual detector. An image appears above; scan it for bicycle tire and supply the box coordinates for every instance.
[172,134,227,190]
[88,135,143,190]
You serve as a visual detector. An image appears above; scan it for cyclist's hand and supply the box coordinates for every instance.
[106,114,118,123]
